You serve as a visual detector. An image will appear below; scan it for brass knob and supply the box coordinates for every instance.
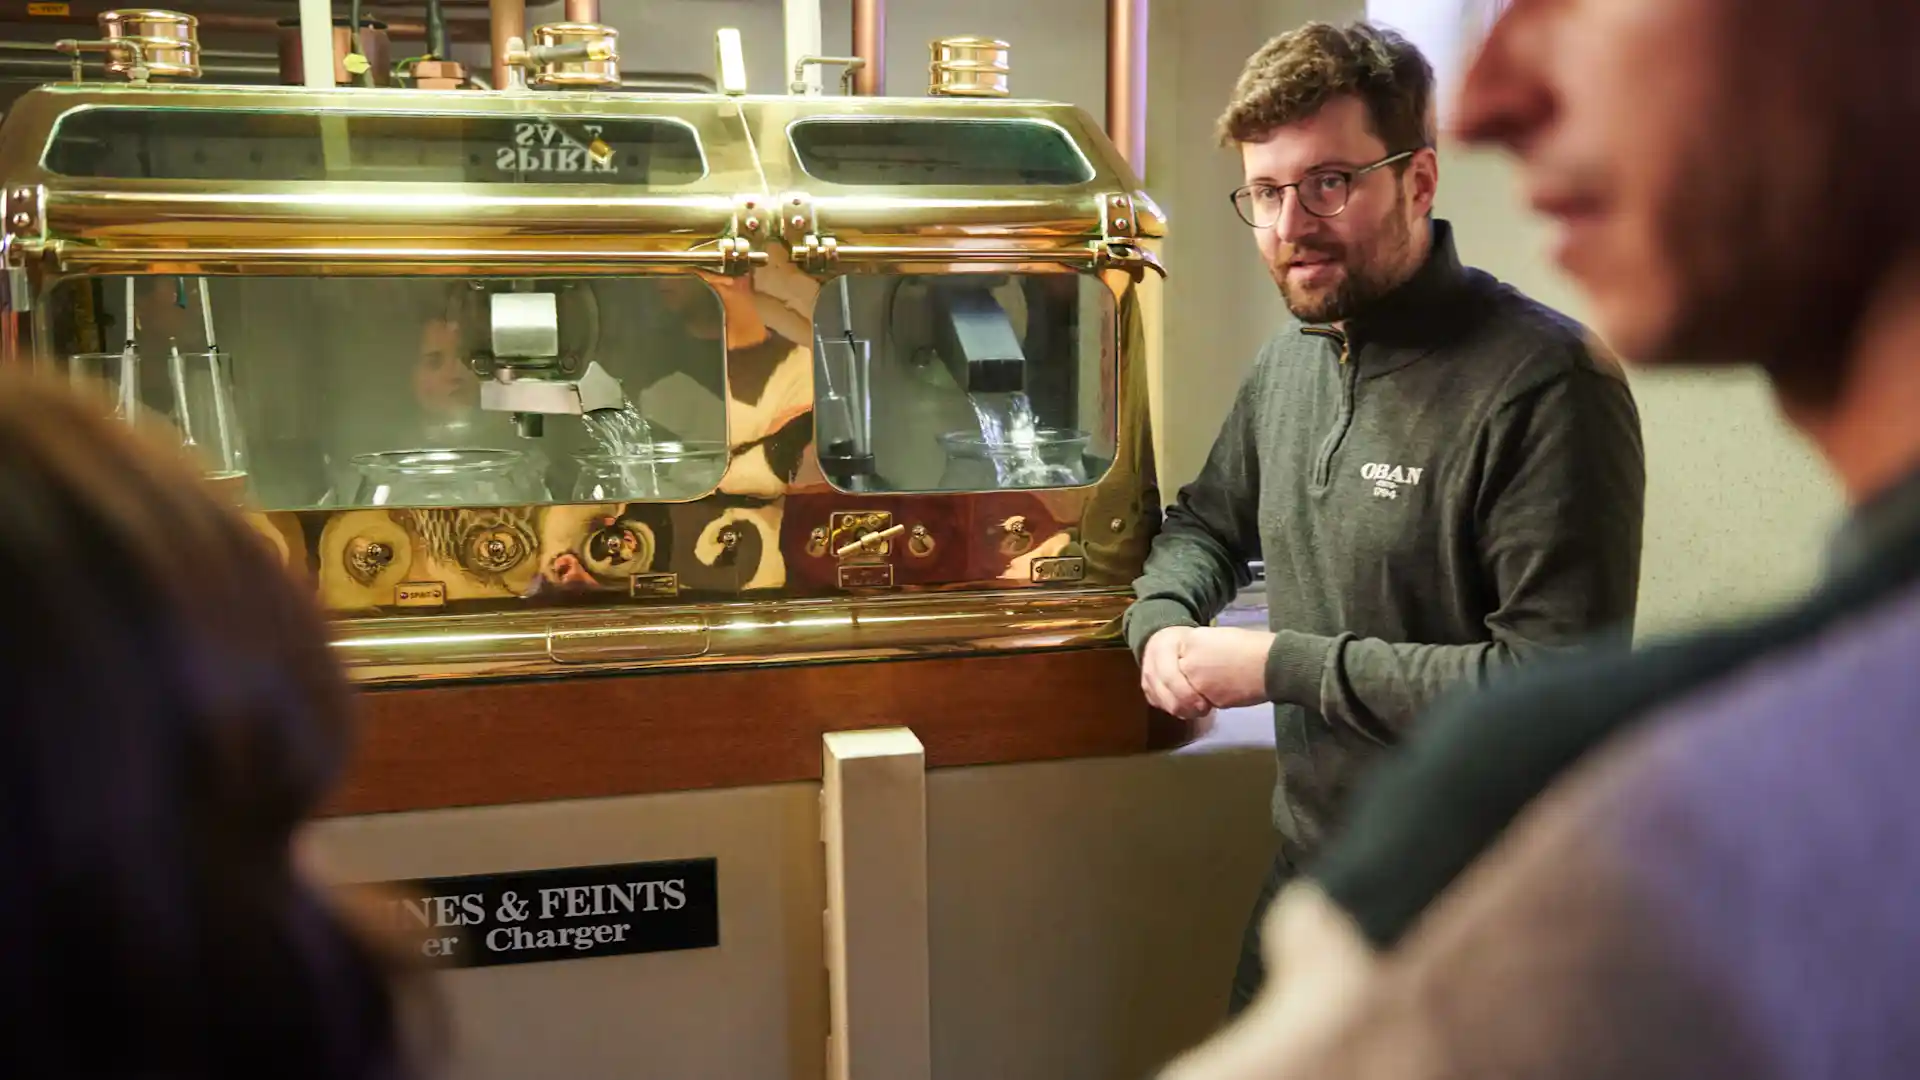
[835,522,905,558]
[999,515,1034,557]
[907,524,936,558]
[807,526,829,558]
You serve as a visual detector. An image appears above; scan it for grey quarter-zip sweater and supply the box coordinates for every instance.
[1125,220,1645,859]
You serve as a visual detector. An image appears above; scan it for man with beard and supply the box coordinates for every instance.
[1124,21,1645,1014]
[1153,2,1920,1079]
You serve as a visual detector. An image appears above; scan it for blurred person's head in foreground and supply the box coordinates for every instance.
[1458,0,1920,500]
[0,375,425,1077]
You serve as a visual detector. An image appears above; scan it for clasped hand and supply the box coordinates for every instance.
[1139,625,1274,720]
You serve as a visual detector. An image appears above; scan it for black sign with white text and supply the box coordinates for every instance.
[361,859,719,970]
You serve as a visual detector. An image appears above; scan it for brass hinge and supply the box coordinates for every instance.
[3,184,43,312]
[1094,190,1164,281]
[3,183,43,267]
[717,192,777,276]
[777,190,840,275]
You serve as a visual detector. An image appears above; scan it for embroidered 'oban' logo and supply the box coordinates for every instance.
[1360,462,1423,500]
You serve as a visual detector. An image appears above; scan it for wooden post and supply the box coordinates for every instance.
[821,728,931,1080]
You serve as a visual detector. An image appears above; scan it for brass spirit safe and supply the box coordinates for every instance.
[0,15,1166,684]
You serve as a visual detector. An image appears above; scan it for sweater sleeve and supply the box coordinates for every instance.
[1264,361,1645,738]
[1123,356,1268,659]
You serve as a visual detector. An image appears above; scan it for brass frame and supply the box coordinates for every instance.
[0,83,1167,685]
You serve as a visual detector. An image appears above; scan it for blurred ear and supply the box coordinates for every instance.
[1405,147,1440,219]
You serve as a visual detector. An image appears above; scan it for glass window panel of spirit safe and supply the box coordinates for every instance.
[787,117,1094,187]
[42,274,732,511]
[42,107,707,186]
[810,273,1116,494]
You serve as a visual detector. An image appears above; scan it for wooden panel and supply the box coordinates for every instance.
[326,646,1181,816]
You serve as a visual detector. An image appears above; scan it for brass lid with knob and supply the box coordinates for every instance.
[929,36,1009,98]
[101,9,200,79]
[57,8,201,83]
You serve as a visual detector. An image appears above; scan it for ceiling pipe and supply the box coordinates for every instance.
[1106,0,1147,179]
[849,0,883,95]
[561,0,599,23]
[488,0,523,89]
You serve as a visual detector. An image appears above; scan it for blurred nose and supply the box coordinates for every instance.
[1274,189,1319,247]
[1455,9,1554,151]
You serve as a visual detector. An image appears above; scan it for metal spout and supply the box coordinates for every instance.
[479,361,625,427]
[930,284,1025,393]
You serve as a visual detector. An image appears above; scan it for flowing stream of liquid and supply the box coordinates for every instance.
[581,399,663,496]
[966,391,1049,486]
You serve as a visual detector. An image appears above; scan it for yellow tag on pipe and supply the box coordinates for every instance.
[343,52,371,75]
[27,3,72,15]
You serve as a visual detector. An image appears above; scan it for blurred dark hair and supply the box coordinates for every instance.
[0,375,423,1077]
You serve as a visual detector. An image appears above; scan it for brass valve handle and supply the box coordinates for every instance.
[835,523,904,558]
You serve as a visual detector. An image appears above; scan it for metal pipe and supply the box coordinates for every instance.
[1106,0,1147,178]
[0,52,281,82]
[850,0,883,96]
[0,41,276,60]
[562,0,600,24]
[488,0,523,90]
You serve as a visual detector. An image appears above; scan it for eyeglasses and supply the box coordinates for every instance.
[1230,150,1418,228]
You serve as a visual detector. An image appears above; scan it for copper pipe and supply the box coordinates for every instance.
[488,0,523,88]
[562,0,600,24]
[850,0,884,96]
[1106,0,1147,178]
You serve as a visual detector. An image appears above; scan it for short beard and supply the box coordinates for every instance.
[1272,193,1419,324]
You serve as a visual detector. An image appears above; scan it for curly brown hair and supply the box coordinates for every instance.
[1217,21,1435,152]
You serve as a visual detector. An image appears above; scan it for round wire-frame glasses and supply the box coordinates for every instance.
[1229,149,1417,228]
